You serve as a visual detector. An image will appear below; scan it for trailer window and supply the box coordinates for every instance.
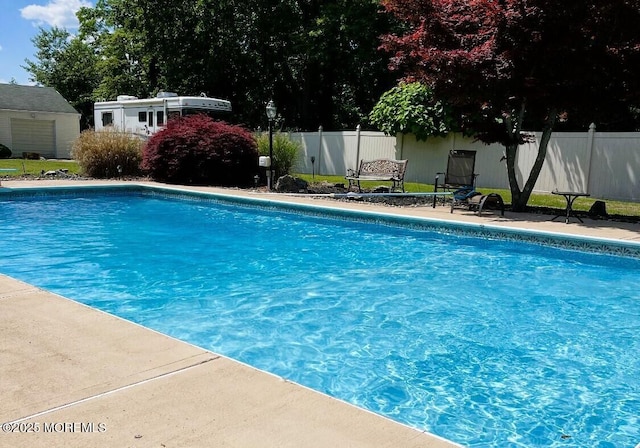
[182,108,229,119]
[182,108,208,117]
[157,111,164,126]
[148,111,153,126]
[102,112,113,127]
[138,111,147,122]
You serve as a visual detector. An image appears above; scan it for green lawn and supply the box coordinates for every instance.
[296,173,640,218]
[0,159,81,176]
[1,160,638,218]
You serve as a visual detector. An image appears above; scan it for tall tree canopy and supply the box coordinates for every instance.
[380,0,640,210]
[23,27,99,129]
[25,0,398,131]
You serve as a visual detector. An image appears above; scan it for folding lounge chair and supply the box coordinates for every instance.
[433,150,479,208]
[450,186,481,212]
[434,150,478,194]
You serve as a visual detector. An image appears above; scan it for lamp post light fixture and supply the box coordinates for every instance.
[265,100,277,190]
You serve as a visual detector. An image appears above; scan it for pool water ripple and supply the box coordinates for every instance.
[1,192,639,448]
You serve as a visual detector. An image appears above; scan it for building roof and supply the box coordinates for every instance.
[0,83,78,114]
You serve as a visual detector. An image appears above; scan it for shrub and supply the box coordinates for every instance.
[72,129,143,178]
[369,82,455,141]
[142,115,258,186]
[255,132,301,179]
[0,144,11,159]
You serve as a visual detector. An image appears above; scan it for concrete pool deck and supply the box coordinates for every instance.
[1,179,638,448]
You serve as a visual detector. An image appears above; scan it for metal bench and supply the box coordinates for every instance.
[345,159,408,193]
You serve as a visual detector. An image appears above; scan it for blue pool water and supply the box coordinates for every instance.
[1,189,639,448]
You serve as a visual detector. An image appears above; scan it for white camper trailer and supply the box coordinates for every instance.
[93,92,232,137]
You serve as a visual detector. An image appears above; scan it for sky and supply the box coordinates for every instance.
[0,0,93,85]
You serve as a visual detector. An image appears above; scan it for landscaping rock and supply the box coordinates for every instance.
[275,175,308,193]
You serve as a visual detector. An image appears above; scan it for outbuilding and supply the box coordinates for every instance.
[0,83,80,159]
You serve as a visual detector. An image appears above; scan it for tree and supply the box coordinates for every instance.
[286,0,399,130]
[76,0,157,101]
[380,0,640,211]
[369,82,454,141]
[23,27,99,128]
[24,0,399,131]
[76,0,398,130]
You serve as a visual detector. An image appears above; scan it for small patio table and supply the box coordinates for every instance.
[551,191,590,224]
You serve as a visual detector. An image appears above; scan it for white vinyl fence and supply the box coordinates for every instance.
[290,124,640,202]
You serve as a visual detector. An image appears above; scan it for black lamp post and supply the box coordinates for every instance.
[265,100,277,189]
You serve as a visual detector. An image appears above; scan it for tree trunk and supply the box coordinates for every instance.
[506,109,557,212]
[505,142,522,208]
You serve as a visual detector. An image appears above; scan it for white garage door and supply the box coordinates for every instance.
[10,118,56,158]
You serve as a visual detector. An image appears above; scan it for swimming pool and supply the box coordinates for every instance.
[1,185,639,448]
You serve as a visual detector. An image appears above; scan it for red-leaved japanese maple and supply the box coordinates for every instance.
[380,0,640,210]
[143,115,258,186]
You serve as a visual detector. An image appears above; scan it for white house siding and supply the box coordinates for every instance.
[52,113,80,158]
[0,114,10,150]
[0,110,79,159]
